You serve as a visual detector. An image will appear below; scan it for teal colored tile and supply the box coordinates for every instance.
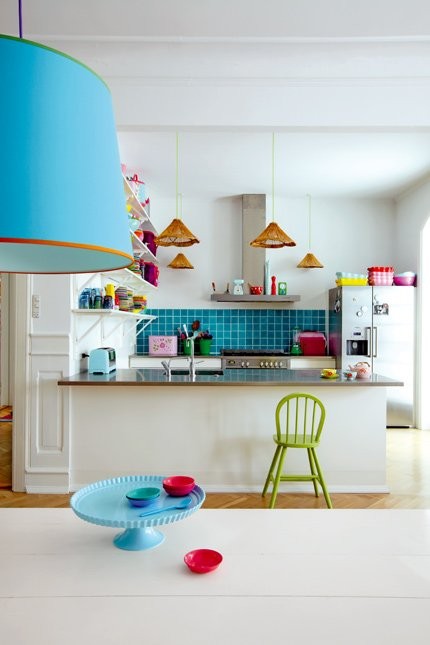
[135,306,329,354]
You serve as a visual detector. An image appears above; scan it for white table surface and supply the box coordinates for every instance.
[1,508,430,644]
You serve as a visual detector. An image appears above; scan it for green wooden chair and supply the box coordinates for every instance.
[262,393,333,509]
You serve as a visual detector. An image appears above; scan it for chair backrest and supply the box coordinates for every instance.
[275,393,326,447]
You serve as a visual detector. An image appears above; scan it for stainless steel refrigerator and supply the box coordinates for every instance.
[328,286,416,426]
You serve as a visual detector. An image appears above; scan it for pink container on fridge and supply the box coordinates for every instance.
[393,273,416,286]
[367,266,394,286]
[299,331,327,356]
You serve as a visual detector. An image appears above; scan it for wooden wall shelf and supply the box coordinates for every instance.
[210,294,300,303]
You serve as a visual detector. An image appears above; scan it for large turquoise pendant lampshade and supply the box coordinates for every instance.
[0,34,133,273]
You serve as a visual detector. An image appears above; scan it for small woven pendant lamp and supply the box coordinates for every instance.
[250,133,296,249]
[155,133,199,248]
[167,252,194,269]
[297,194,324,268]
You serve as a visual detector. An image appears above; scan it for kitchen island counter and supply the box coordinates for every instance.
[59,368,402,387]
[58,369,401,495]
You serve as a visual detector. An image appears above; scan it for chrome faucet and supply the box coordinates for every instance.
[161,356,186,380]
[161,347,202,381]
[187,334,199,380]
[161,360,171,380]
[184,332,205,380]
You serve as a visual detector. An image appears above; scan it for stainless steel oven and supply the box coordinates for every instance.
[221,349,289,369]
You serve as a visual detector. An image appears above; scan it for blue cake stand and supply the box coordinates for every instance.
[70,475,205,551]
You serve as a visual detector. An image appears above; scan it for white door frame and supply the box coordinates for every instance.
[0,273,10,406]
[418,221,430,430]
[9,274,30,491]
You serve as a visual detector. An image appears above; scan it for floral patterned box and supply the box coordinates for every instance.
[148,335,178,356]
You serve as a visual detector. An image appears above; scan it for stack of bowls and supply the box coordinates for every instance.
[115,286,129,311]
[132,294,147,312]
[393,272,416,286]
[367,266,394,286]
[125,486,160,507]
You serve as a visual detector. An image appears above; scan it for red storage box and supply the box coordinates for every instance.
[299,331,326,356]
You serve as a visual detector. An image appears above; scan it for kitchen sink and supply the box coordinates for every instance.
[170,369,224,376]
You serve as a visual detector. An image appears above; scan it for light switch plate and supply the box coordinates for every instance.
[32,294,40,318]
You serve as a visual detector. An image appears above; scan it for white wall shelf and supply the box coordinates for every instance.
[72,174,159,352]
[123,176,157,235]
[210,294,301,303]
[75,268,156,299]
[101,267,157,293]
[131,232,158,262]
[72,309,156,344]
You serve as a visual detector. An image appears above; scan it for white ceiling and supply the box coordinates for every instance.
[4,0,430,199]
[117,130,430,199]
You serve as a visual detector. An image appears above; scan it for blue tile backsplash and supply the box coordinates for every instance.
[137,309,327,354]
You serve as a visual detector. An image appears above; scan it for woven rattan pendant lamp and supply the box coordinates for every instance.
[166,194,195,269]
[0,1,133,273]
[167,253,194,269]
[297,194,324,268]
[250,133,296,249]
[155,133,199,248]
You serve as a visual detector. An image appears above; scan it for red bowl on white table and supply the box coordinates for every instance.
[184,549,223,574]
[162,476,195,497]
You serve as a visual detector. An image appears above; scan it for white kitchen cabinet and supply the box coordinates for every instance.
[288,357,336,369]
[129,355,222,369]
[130,356,333,370]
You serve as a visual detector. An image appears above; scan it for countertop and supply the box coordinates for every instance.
[58,368,403,387]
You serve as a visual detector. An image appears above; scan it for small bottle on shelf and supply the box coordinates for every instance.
[271,276,277,295]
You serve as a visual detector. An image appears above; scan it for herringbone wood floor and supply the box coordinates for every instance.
[1,421,430,509]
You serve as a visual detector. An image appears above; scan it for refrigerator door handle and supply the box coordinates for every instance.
[373,326,378,358]
[365,326,372,358]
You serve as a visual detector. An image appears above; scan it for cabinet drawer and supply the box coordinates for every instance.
[129,356,222,369]
[289,357,336,369]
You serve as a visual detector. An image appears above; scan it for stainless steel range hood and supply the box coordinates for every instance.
[241,194,266,287]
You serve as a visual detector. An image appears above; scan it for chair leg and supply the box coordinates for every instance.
[310,448,333,509]
[307,448,319,498]
[262,445,282,497]
[269,447,288,509]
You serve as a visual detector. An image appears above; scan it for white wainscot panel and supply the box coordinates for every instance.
[27,337,71,493]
